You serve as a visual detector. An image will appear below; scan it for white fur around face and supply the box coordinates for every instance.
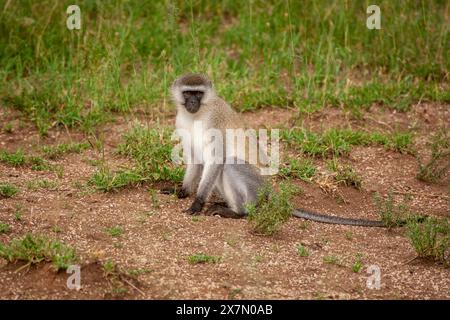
[171,84,215,107]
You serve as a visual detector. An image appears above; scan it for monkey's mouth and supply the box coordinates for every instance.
[184,101,201,113]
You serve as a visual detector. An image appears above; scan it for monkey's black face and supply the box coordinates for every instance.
[182,91,204,113]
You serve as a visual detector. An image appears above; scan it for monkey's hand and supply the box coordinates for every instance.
[183,198,204,215]
[160,186,189,199]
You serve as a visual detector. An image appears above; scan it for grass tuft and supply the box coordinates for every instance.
[417,128,449,183]
[0,223,11,234]
[0,182,19,198]
[0,150,26,166]
[296,244,309,257]
[0,234,77,271]
[279,158,316,181]
[282,128,414,158]
[187,253,221,265]
[406,217,449,263]
[247,182,297,236]
[42,142,90,160]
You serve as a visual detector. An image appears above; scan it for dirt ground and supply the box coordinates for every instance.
[0,103,449,300]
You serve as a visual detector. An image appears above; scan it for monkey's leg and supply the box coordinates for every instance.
[184,163,222,215]
[160,164,203,198]
[212,162,264,218]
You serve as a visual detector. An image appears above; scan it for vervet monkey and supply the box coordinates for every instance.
[165,73,386,226]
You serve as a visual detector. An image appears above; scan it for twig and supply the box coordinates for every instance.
[122,278,145,296]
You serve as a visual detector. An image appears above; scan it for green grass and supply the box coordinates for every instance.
[89,166,144,192]
[3,122,13,133]
[29,156,52,171]
[352,253,364,273]
[90,124,184,192]
[0,150,26,166]
[406,217,449,263]
[282,128,414,158]
[102,260,117,276]
[0,1,447,134]
[374,193,413,228]
[0,223,11,234]
[327,159,362,189]
[0,150,54,172]
[117,124,184,183]
[247,182,297,236]
[279,158,316,181]
[0,183,19,198]
[296,244,309,257]
[127,268,153,277]
[0,234,77,271]
[88,124,184,191]
[105,225,124,237]
[417,127,450,183]
[187,253,221,265]
[42,142,90,160]
[26,179,58,191]
[323,255,341,265]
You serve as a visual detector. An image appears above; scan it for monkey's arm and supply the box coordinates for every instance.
[182,164,203,195]
[184,163,223,215]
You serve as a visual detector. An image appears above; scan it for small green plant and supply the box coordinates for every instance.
[406,217,449,263]
[192,216,206,222]
[253,254,264,263]
[88,166,143,192]
[296,244,309,257]
[225,236,238,247]
[374,193,412,228]
[148,188,160,208]
[14,208,23,221]
[3,122,13,133]
[246,182,297,236]
[187,253,221,264]
[27,179,58,191]
[352,253,364,273]
[0,150,26,166]
[279,158,316,181]
[345,231,354,241]
[0,234,77,271]
[0,183,19,198]
[103,260,117,276]
[42,142,90,159]
[298,221,310,230]
[323,255,340,265]
[29,156,52,171]
[127,268,153,277]
[228,288,243,299]
[51,225,62,233]
[328,160,362,189]
[0,223,11,234]
[417,128,449,183]
[106,225,124,237]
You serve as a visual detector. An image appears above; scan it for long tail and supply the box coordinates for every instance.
[293,209,385,227]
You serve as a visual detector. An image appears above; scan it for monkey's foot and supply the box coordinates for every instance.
[183,198,204,215]
[160,186,189,198]
[205,204,245,219]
